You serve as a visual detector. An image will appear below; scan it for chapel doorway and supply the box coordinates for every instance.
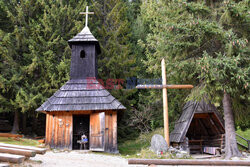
[73,115,90,150]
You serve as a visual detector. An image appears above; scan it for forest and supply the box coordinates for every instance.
[0,0,249,159]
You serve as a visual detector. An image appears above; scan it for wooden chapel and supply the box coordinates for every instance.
[36,8,126,153]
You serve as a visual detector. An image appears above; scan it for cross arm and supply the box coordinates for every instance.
[136,84,194,89]
[80,12,94,15]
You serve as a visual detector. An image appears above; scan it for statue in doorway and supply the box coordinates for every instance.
[81,134,88,150]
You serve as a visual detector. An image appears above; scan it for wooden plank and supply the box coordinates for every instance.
[112,111,117,151]
[51,115,55,148]
[90,112,105,151]
[0,163,9,167]
[0,146,36,157]
[128,159,250,166]
[136,84,194,89]
[105,112,109,151]
[0,153,25,164]
[65,113,70,148]
[54,115,58,148]
[0,143,46,155]
[108,111,112,149]
[45,114,49,145]
[194,113,209,118]
[0,133,23,138]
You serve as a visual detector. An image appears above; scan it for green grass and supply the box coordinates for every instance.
[0,137,40,147]
[118,128,164,158]
[118,127,250,158]
[236,128,250,149]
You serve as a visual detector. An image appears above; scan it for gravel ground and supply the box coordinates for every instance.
[20,151,145,167]
[14,151,250,167]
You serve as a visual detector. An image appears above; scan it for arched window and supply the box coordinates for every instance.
[80,50,86,58]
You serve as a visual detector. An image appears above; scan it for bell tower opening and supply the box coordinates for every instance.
[80,50,86,59]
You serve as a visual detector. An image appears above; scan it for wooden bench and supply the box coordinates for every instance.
[189,140,203,154]
[189,134,225,154]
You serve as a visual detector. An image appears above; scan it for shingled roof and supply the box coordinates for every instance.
[170,100,224,143]
[36,79,126,112]
[68,26,101,54]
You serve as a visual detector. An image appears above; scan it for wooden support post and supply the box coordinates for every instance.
[161,59,169,146]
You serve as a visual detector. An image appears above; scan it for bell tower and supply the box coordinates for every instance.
[68,6,101,80]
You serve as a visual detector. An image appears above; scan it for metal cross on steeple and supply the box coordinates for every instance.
[80,6,94,27]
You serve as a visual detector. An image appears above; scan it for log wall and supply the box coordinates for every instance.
[45,110,117,152]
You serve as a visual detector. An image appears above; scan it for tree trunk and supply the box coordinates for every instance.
[11,111,19,134]
[22,113,27,134]
[32,114,38,136]
[223,91,242,159]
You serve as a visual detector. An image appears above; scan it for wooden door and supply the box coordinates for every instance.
[89,112,105,151]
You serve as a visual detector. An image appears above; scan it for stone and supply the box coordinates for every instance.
[150,134,168,154]
[176,153,183,159]
[231,157,240,160]
[180,137,189,151]
[175,151,189,159]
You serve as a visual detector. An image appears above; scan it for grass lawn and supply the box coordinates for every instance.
[118,128,164,158]
[236,128,250,149]
[0,137,40,147]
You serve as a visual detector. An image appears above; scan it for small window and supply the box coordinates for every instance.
[80,50,86,58]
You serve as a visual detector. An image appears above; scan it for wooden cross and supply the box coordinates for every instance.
[136,59,193,146]
[80,6,94,27]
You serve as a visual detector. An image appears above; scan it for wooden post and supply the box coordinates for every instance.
[128,159,250,166]
[136,59,193,147]
[161,59,169,146]
[248,140,250,152]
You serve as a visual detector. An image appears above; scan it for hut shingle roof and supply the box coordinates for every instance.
[36,79,126,112]
[170,100,224,143]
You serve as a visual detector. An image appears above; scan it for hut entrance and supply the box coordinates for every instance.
[73,115,90,150]
[186,113,225,154]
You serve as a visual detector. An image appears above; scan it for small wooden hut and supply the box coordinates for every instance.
[36,25,125,153]
[170,100,225,154]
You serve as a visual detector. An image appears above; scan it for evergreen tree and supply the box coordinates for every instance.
[0,0,87,134]
[91,0,139,139]
[138,0,249,158]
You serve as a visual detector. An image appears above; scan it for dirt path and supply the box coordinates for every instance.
[20,151,145,167]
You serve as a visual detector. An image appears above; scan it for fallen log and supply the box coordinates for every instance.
[0,143,46,155]
[128,159,250,166]
[0,133,23,138]
[0,163,9,167]
[0,146,36,157]
[0,153,25,164]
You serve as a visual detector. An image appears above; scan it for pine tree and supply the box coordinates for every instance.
[138,0,249,158]
[0,0,87,134]
[91,0,139,138]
